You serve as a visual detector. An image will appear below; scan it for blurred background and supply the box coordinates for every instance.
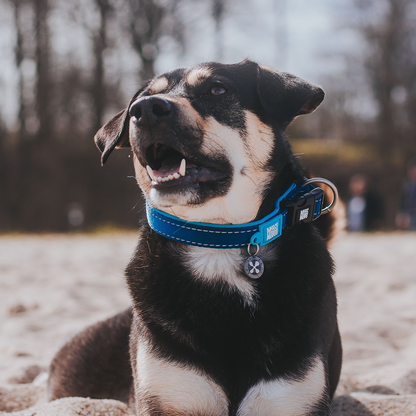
[0,0,416,233]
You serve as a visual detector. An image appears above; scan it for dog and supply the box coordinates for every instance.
[48,60,342,416]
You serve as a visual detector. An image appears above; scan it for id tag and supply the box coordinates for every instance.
[244,255,264,279]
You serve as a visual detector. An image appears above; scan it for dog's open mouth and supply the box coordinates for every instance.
[144,143,229,186]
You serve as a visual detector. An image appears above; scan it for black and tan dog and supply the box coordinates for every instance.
[48,60,342,416]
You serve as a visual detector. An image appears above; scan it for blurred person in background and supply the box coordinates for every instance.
[396,160,416,230]
[347,174,384,232]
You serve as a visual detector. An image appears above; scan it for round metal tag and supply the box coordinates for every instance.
[244,255,264,279]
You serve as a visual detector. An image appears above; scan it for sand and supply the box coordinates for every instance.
[1,232,416,415]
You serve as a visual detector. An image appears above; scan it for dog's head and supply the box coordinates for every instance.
[95,60,324,224]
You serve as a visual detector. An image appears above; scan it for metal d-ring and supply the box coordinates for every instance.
[247,243,260,257]
[302,177,339,215]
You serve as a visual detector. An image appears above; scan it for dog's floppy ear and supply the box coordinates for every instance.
[94,108,130,165]
[94,82,150,165]
[256,66,324,125]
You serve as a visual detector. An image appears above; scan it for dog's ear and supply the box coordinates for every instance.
[94,82,151,165]
[256,66,324,126]
[94,108,130,165]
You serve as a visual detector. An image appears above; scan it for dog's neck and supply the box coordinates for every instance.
[145,182,326,250]
[152,192,264,226]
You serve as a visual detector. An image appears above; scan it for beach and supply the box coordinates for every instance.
[1,232,416,415]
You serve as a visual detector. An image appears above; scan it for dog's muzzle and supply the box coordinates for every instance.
[129,97,231,190]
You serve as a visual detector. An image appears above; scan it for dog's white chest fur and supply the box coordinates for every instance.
[136,342,326,416]
[183,246,257,306]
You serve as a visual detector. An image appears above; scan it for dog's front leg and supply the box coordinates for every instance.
[236,357,333,416]
[131,338,228,416]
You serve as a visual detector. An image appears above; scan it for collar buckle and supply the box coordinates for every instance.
[283,187,324,228]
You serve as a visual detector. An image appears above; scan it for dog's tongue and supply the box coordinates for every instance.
[153,155,181,177]
[152,157,196,178]
[147,157,198,182]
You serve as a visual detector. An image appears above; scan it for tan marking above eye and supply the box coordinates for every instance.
[186,68,213,87]
[149,77,169,95]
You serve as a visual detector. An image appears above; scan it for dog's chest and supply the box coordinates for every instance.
[182,247,257,306]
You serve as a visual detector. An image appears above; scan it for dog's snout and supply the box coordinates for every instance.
[129,97,173,126]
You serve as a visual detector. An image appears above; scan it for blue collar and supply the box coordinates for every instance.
[146,179,334,250]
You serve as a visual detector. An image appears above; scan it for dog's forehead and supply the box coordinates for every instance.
[146,63,256,96]
[147,68,186,94]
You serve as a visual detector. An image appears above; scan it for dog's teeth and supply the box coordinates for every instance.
[153,172,181,183]
[179,159,186,176]
[146,165,156,181]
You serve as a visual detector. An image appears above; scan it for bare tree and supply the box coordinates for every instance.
[33,0,54,142]
[212,0,226,61]
[91,0,114,133]
[125,0,185,81]
[1,0,33,230]
[11,0,28,137]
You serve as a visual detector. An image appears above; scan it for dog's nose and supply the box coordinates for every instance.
[129,96,173,126]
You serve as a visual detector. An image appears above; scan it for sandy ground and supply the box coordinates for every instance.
[1,232,416,415]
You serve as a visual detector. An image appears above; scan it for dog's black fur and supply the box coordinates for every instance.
[48,60,342,416]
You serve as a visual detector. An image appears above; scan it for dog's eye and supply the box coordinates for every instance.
[210,84,227,96]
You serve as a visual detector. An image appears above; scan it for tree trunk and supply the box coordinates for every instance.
[91,0,112,134]
[363,0,410,228]
[34,0,53,142]
[13,0,27,138]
